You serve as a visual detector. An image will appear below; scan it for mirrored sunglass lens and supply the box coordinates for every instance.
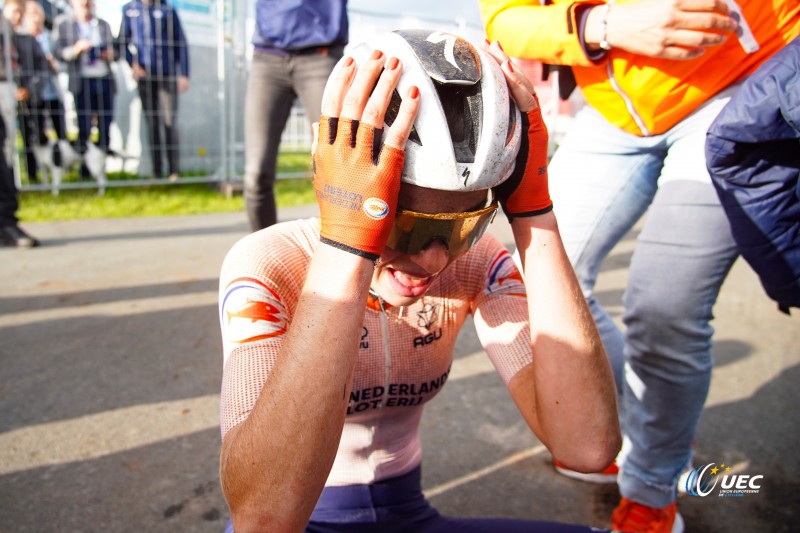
[387,207,496,255]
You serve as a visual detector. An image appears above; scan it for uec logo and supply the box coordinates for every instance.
[685,463,764,497]
[363,198,390,220]
[684,463,720,497]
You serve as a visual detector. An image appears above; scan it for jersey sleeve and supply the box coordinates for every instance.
[218,221,316,438]
[460,235,533,384]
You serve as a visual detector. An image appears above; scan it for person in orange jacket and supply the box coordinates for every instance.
[480,1,799,531]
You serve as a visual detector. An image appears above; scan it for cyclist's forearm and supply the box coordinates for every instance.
[220,244,374,532]
[510,212,621,470]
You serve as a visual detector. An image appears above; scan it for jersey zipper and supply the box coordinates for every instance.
[605,61,650,136]
[377,297,393,408]
[366,296,393,470]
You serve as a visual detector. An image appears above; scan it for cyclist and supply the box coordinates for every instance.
[218,30,620,532]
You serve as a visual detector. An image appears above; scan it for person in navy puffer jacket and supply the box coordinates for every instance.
[706,36,800,314]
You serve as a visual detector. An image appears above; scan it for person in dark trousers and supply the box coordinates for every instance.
[52,0,117,192]
[25,0,79,187]
[3,0,49,184]
[0,12,37,247]
[117,0,189,182]
[244,0,348,231]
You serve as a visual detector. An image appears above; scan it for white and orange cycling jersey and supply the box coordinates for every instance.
[219,218,532,486]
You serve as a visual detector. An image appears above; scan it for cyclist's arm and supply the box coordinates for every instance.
[220,244,374,532]
[478,39,620,470]
[221,51,418,532]
[508,211,621,472]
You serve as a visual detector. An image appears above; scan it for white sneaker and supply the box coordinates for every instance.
[553,458,619,484]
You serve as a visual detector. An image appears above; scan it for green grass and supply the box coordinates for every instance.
[17,152,316,222]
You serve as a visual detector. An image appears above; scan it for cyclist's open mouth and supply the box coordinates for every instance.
[386,268,434,297]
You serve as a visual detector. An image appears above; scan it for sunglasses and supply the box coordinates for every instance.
[386,201,498,256]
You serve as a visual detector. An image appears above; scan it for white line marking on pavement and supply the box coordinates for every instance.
[0,394,220,475]
[0,353,495,475]
[0,291,218,327]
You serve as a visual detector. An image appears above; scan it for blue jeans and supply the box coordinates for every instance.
[243,47,342,230]
[549,93,739,508]
[224,466,609,532]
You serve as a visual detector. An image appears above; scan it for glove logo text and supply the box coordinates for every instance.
[318,184,363,211]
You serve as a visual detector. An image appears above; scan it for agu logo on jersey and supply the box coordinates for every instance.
[363,198,390,220]
[221,277,288,343]
[685,462,764,497]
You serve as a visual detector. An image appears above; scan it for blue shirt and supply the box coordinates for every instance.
[118,0,190,78]
[252,0,349,51]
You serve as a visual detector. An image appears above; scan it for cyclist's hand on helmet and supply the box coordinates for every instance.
[482,41,553,221]
[312,51,421,261]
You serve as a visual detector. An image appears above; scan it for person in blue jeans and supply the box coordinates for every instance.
[243,0,348,231]
[481,0,799,531]
[118,0,190,181]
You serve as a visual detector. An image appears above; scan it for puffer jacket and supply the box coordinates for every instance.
[706,37,800,313]
[480,0,800,136]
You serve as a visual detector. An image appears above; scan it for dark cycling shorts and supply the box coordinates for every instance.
[224,466,610,532]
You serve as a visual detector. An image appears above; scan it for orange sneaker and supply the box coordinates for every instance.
[611,497,684,533]
[553,458,619,484]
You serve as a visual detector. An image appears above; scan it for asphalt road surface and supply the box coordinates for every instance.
[1,205,797,532]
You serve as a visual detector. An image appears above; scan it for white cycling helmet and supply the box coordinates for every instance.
[325,29,522,192]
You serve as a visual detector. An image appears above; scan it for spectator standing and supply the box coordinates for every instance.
[3,0,48,184]
[118,0,189,182]
[0,11,37,247]
[25,0,78,188]
[52,0,117,193]
[244,0,348,231]
[480,0,799,531]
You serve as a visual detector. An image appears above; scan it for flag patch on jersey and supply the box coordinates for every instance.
[221,277,288,343]
[486,249,526,296]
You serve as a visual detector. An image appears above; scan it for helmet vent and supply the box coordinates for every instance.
[435,81,481,163]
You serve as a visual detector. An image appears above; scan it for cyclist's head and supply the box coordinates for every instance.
[325,30,523,304]
[328,30,521,264]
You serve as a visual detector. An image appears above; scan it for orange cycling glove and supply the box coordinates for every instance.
[493,101,553,221]
[313,116,406,261]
